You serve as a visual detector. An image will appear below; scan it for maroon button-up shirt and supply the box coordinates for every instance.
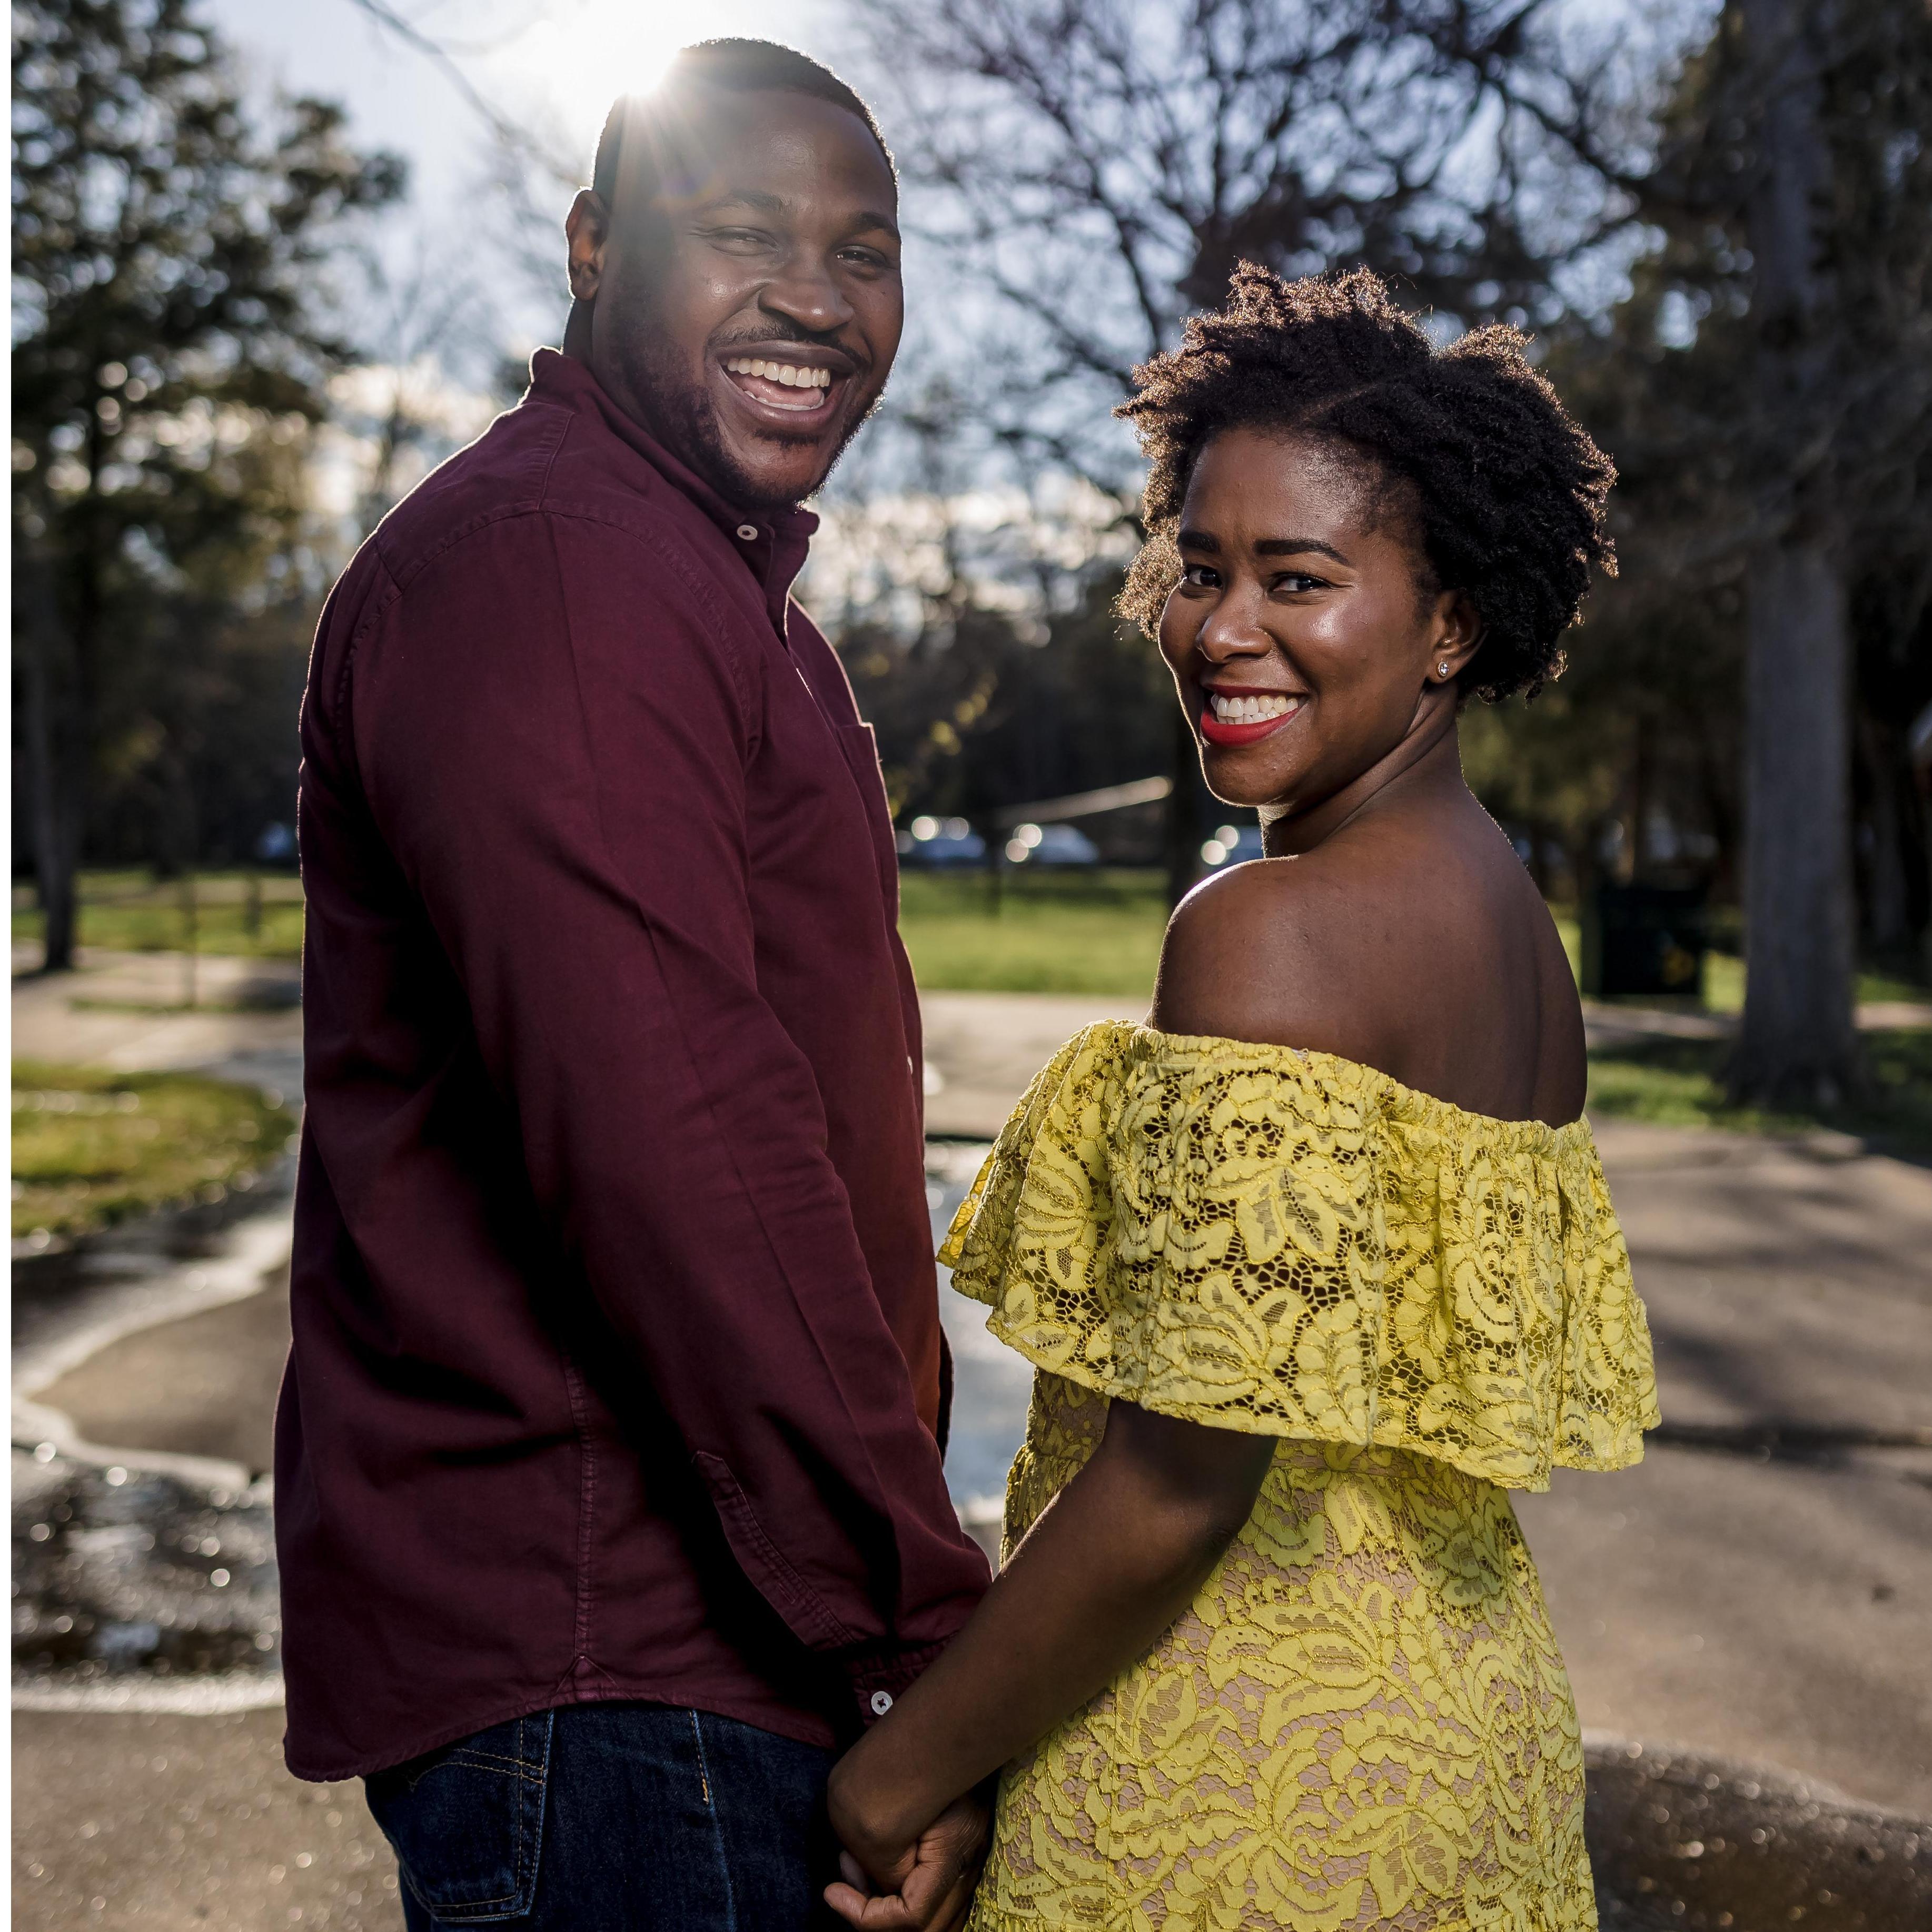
[278,349,989,1782]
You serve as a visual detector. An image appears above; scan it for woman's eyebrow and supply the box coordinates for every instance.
[1255,537,1350,564]
[1176,528,1219,551]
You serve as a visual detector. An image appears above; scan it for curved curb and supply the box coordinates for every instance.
[1584,1735,1929,1930]
[11,1671,285,1714]
[12,1204,295,1412]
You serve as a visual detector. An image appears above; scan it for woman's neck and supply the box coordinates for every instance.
[1260,706,1466,859]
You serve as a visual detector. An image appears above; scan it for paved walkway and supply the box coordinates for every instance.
[13,946,301,1059]
[12,972,1931,1928]
[922,990,1148,1139]
[13,1708,398,1931]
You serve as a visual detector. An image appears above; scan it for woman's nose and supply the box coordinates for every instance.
[1194,586,1272,662]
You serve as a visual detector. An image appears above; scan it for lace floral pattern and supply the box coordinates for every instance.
[940,1025,1658,1492]
[939,1026,1659,1932]
[972,1376,1596,1932]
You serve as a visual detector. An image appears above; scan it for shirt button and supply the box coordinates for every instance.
[869,1690,894,1716]
[736,523,760,541]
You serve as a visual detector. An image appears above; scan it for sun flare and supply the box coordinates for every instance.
[498,1,707,140]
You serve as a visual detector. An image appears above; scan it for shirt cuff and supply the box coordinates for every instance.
[841,1638,953,1728]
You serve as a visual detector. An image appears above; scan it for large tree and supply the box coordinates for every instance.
[1524,0,1932,1101]
[1720,0,1931,1102]
[851,0,1662,470]
[12,0,403,967]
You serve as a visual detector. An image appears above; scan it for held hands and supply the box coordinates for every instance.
[823,1777,992,1931]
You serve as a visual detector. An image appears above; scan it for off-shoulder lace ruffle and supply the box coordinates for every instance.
[940,1022,1658,1492]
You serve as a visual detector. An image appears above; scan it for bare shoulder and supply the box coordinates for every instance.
[1148,847,1376,1056]
[1148,807,1581,1123]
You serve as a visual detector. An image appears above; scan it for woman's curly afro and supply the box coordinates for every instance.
[1118,264,1615,702]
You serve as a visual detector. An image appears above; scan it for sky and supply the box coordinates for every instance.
[204,0,850,354]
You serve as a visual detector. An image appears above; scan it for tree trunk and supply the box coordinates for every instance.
[18,573,80,972]
[1728,0,1862,1107]
[1856,708,1915,964]
[1732,542,1861,1104]
[1627,710,1653,883]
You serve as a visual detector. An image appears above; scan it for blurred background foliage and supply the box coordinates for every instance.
[12,0,406,966]
[12,0,1931,1098]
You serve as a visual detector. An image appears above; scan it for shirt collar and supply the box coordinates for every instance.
[525,348,818,639]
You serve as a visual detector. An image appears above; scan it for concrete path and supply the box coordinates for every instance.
[12,948,303,1085]
[29,1260,292,1480]
[1522,1121,1932,1817]
[922,990,1148,1139]
[12,1708,401,1932]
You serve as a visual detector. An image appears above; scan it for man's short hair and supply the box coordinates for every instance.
[591,39,895,213]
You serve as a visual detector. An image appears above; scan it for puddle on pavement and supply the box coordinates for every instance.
[12,1449,279,1692]
[927,1144,1032,1523]
[13,1160,294,1353]
[1585,1742,1930,1931]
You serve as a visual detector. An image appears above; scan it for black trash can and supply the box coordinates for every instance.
[1581,884,1707,999]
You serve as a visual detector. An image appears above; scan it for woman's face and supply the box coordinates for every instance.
[1157,427,1475,814]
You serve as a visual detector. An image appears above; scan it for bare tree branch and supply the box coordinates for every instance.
[847,0,1666,480]
[342,0,578,185]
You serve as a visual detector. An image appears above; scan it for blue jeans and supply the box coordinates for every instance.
[365,1702,839,1929]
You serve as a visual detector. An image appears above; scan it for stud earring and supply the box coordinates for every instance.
[1437,660,1451,679]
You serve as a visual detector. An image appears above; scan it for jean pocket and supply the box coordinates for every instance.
[365,1711,553,1924]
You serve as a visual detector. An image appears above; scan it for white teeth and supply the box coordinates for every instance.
[1209,692,1300,724]
[724,357,831,391]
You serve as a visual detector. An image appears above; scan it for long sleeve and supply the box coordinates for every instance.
[342,509,988,1720]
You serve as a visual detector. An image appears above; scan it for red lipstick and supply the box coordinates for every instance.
[1197,688,1304,747]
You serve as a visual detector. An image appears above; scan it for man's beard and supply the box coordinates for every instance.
[626,332,872,514]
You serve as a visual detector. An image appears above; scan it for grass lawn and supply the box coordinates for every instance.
[898,868,1168,998]
[1583,1029,1932,1160]
[12,871,305,960]
[11,1062,297,1245]
[1545,911,1925,1015]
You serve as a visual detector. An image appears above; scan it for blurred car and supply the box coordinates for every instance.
[254,821,297,866]
[897,815,988,866]
[1200,824,1263,868]
[1004,821,1099,867]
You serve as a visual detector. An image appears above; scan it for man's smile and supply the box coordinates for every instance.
[714,342,858,431]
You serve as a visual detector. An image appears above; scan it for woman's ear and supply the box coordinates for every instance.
[1429,589,1482,683]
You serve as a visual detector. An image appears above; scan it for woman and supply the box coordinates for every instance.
[827,265,1658,1932]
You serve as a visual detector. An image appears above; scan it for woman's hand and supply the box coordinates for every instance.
[822,1399,1272,1928]
[822,1783,990,1931]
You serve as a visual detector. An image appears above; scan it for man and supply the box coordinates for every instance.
[279,41,990,1930]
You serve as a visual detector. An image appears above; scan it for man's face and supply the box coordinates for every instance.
[565,88,903,509]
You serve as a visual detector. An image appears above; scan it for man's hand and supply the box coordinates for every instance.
[822,1788,991,1931]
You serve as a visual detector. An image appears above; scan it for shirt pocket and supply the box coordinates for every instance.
[364,1710,553,1923]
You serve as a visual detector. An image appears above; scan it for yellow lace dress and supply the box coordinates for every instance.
[939,1023,1659,1932]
